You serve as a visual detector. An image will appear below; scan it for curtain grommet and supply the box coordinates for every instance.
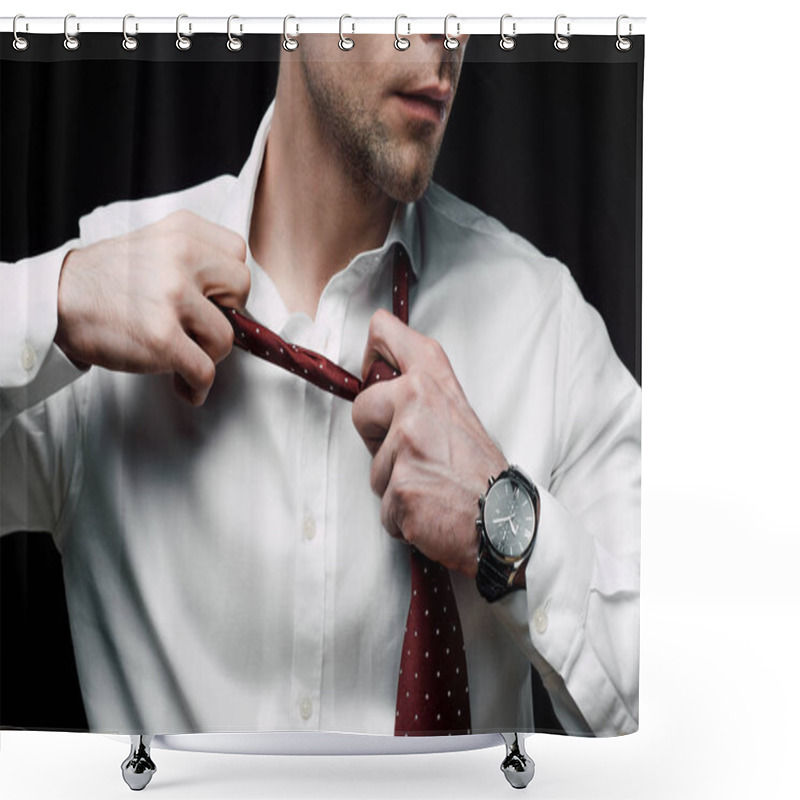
[443,14,460,50]
[616,15,632,51]
[12,14,29,51]
[227,15,243,52]
[283,15,299,51]
[175,13,191,51]
[499,14,516,51]
[394,15,410,51]
[122,14,138,51]
[554,15,570,51]
[63,13,80,51]
[338,14,355,51]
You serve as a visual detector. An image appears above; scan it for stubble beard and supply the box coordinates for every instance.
[301,63,443,204]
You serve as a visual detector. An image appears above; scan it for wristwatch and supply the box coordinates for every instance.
[475,466,540,603]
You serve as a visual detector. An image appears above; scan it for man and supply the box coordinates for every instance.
[0,34,640,737]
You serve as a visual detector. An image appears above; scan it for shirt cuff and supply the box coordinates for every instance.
[0,239,82,390]
[1,342,88,425]
[488,484,639,735]
[522,486,595,675]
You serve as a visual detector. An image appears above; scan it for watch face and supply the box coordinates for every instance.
[483,476,536,560]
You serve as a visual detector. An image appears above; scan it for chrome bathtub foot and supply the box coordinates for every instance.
[500,732,535,789]
[121,735,157,791]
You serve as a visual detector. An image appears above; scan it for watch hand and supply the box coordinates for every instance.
[492,516,512,524]
[509,517,518,536]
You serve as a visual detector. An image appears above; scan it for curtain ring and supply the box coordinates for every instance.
[63,13,80,51]
[227,15,243,51]
[283,15,299,51]
[616,15,632,51]
[499,14,516,51]
[12,14,29,51]
[394,14,410,50]
[122,14,138,51]
[554,14,570,51]
[443,14,460,50]
[176,13,191,50]
[338,14,355,50]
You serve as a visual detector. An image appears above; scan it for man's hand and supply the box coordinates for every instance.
[352,309,508,577]
[55,210,250,405]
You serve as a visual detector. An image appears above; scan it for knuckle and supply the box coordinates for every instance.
[351,396,363,431]
[395,419,416,453]
[219,320,235,353]
[383,483,408,536]
[232,233,247,263]
[392,479,412,519]
[369,459,382,495]
[368,308,390,340]
[426,337,446,363]
[164,269,190,304]
[405,370,427,401]
[399,514,416,545]
[237,263,252,300]
[161,209,195,230]
[367,313,381,342]
[168,230,196,264]
[380,492,393,534]
[196,360,216,390]
[151,319,177,353]
[175,208,197,224]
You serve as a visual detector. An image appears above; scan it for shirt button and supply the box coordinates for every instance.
[21,342,37,372]
[533,605,549,635]
[299,696,313,720]
[302,512,316,541]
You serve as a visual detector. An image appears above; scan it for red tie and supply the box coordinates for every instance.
[217,244,471,736]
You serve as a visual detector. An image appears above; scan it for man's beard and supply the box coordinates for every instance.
[300,64,443,204]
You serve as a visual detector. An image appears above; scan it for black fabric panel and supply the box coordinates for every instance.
[1,35,642,732]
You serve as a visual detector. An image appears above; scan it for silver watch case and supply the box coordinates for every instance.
[476,467,539,566]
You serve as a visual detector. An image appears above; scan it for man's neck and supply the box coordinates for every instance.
[249,68,398,320]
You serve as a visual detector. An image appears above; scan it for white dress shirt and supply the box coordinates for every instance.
[0,100,640,737]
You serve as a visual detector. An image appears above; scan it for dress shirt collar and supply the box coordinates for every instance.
[218,99,422,280]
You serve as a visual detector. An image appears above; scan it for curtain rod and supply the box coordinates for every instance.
[1,16,646,37]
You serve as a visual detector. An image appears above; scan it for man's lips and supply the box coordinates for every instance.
[394,87,452,123]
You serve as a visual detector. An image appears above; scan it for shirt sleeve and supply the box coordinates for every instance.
[1,240,88,435]
[492,267,641,737]
[1,243,88,544]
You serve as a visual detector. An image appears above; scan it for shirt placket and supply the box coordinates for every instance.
[287,285,349,729]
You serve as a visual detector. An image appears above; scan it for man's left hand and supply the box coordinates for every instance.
[352,309,508,577]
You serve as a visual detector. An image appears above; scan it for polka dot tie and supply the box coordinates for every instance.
[216,243,471,736]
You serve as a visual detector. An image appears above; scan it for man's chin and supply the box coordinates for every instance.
[385,172,433,204]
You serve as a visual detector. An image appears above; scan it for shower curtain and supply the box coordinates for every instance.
[0,28,643,741]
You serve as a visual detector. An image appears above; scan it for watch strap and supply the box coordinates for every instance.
[475,549,527,603]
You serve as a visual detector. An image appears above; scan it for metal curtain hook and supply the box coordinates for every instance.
[616,14,632,51]
[339,14,354,50]
[122,14,138,51]
[12,14,29,51]
[64,13,79,51]
[283,15,299,51]
[394,14,410,50]
[499,14,516,51]
[176,13,191,50]
[443,14,460,50]
[227,15,242,51]
[554,14,570,51]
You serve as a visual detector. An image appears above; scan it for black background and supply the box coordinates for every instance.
[0,34,643,731]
